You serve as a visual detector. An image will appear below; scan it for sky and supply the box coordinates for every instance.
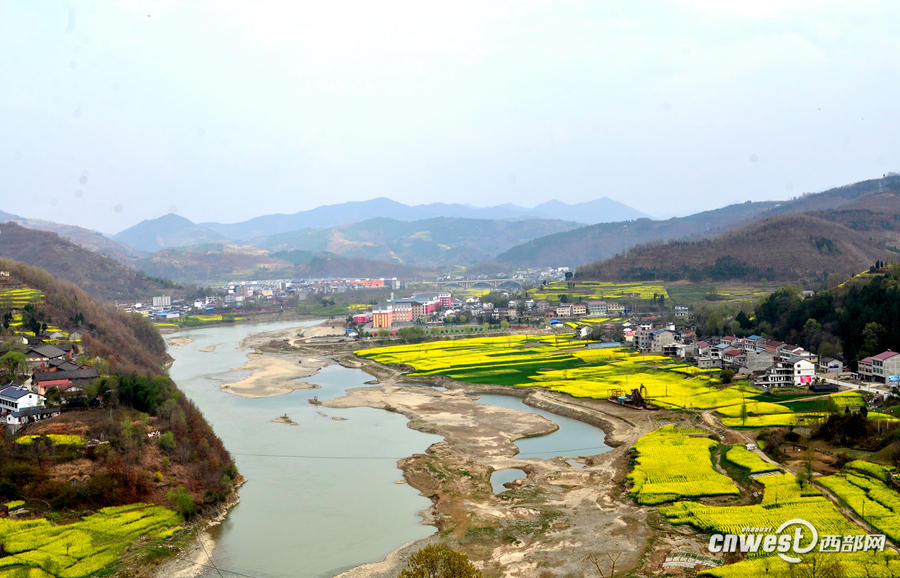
[2,0,900,234]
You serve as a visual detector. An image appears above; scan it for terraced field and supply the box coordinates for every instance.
[0,503,181,577]
[621,428,900,577]
[0,287,43,308]
[818,461,900,542]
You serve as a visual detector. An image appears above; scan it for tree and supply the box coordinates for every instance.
[740,399,748,427]
[720,368,734,384]
[399,544,482,578]
[860,321,886,357]
[0,351,27,383]
[44,387,61,406]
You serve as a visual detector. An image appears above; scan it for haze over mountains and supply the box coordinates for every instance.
[2,175,899,292]
[114,197,646,252]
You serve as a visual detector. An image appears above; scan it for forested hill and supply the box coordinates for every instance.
[498,174,900,268]
[749,264,900,365]
[576,213,894,284]
[0,222,179,302]
[496,200,780,267]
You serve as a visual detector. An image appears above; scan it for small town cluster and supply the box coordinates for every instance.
[1,339,97,430]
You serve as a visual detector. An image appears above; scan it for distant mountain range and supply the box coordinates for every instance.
[114,197,645,251]
[4,176,900,289]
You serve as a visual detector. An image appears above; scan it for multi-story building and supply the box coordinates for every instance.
[555,303,573,317]
[587,300,607,316]
[571,304,587,316]
[754,357,815,388]
[606,302,625,316]
[858,356,875,381]
[372,303,393,329]
[871,351,900,383]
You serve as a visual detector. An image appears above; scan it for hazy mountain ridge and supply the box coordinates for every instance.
[256,216,582,266]
[195,196,644,240]
[113,213,227,252]
[134,242,429,283]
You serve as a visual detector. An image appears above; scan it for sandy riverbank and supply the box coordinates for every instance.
[166,336,192,349]
[324,365,660,577]
[220,351,330,398]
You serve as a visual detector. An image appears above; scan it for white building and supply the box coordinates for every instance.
[754,357,815,388]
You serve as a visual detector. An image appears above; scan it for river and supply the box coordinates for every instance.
[168,319,612,577]
[168,319,441,578]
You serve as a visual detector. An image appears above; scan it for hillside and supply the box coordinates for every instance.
[199,197,642,239]
[577,213,895,283]
[0,259,167,374]
[114,213,226,252]
[749,264,900,363]
[0,259,237,550]
[496,200,780,267]
[258,216,582,266]
[498,174,900,268]
[8,217,144,265]
[0,222,180,302]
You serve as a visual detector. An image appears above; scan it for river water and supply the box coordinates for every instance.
[167,319,441,578]
[169,319,611,577]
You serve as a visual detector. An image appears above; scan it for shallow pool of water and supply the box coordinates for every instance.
[490,468,527,494]
[474,393,610,459]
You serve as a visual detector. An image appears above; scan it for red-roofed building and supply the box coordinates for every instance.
[858,356,875,381]
[871,350,900,383]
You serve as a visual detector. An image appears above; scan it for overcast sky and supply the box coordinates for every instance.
[3,1,899,234]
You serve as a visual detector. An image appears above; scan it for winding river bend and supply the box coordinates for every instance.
[168,319,440,578]
[169,319,613,577]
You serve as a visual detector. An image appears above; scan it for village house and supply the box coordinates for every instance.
[1,384,57,431]
[649,329,678,353]
[858,356,875,381]
[555,303,573,318]
[25,344,68,370]
[743,349,776,373]
[606,302,625,316]
[571,303,587,316]
[587,300,607,316]
[818,357,844,374]
[754,357,815,389]
[871,351,900,383]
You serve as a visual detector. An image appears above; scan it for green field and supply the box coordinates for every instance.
[0,503,181,577]
[665,283,773,307]
[530,280,667,304]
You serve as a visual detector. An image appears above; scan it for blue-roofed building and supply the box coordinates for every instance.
[1,385,48,430]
